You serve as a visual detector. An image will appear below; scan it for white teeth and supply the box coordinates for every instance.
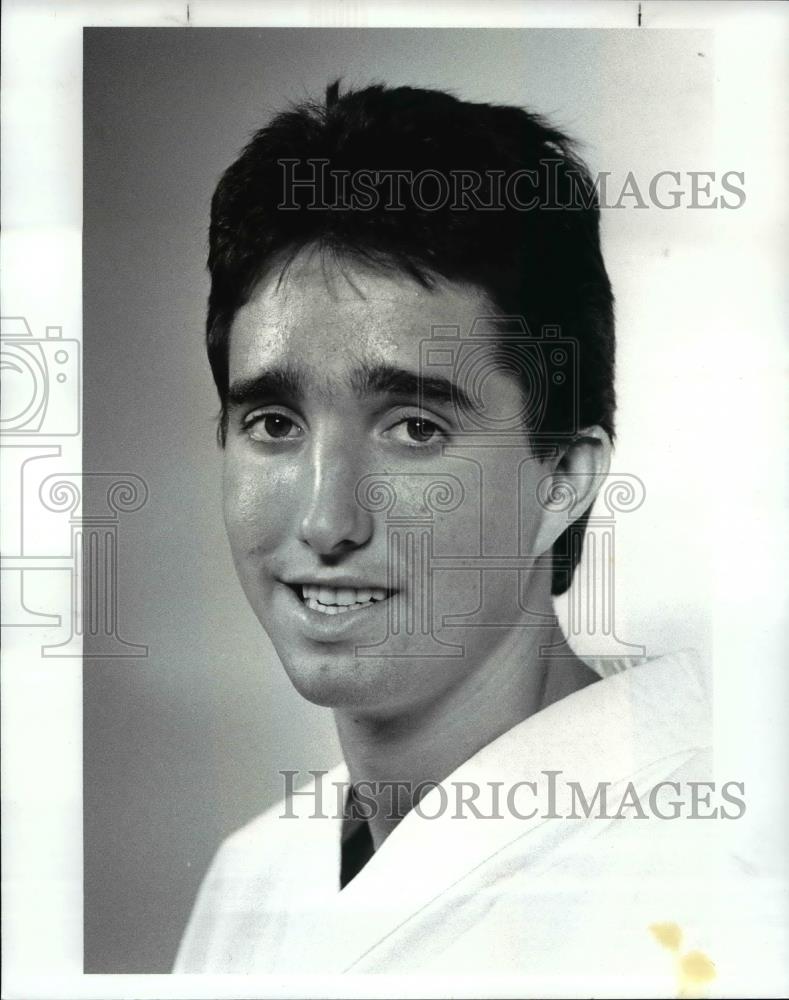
[299,584,388,609]
[305,596,375,615]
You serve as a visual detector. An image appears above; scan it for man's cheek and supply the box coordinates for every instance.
[222,467,284,559]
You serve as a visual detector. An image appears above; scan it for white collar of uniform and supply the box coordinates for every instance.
[303,648,710,972]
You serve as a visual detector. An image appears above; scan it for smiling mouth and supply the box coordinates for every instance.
[289,583,393,616]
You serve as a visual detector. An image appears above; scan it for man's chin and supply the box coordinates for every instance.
[277,651,418,716]
[278,653,370,707]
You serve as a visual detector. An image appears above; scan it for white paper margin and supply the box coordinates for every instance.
[2,1,787,998]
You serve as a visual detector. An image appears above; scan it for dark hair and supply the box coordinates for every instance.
[207,80,615,596]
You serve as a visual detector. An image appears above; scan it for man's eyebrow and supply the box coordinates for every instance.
[352,363,474,412]
[227,366,306,407]
[226,361,474,412]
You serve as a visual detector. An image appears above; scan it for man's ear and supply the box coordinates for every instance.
[532,427,613,557]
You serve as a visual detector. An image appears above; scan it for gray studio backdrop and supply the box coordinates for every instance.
[84,27,713,972]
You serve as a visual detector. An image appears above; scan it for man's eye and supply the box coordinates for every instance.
[388,417,446,447]
[246,412,303,442]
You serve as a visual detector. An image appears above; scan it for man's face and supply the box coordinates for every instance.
[222,249,557,719]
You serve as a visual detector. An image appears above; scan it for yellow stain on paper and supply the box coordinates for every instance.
[649,922,716,999]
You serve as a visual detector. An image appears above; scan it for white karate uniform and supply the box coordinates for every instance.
[174,651,787,996]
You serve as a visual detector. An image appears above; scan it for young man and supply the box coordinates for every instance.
[175,82,740,991]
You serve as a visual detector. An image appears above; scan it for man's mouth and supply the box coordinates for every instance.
[291,583,392,616]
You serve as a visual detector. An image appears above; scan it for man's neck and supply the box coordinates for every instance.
[334,621,599,850]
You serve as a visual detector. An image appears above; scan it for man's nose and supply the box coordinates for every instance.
[298,438,373,556]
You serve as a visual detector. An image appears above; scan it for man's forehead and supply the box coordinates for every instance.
[235,251,491,330]
[228,307,404,377]
[228,263,498,380]
[253,247,434,302]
